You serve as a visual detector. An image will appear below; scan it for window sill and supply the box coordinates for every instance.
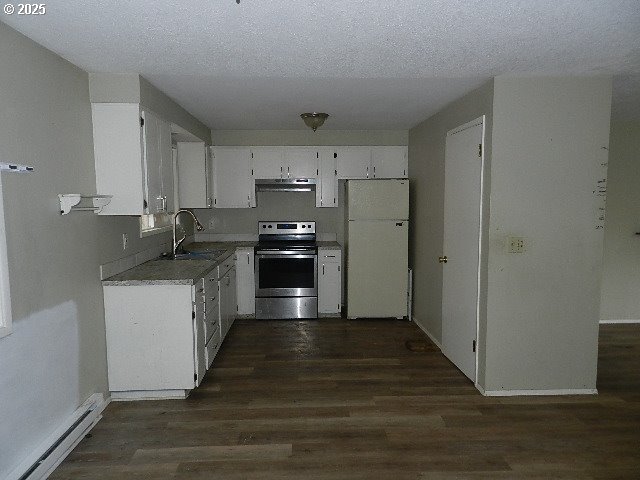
[140,225,172,238]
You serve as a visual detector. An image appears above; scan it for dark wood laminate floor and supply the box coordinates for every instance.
[51,321,640,479]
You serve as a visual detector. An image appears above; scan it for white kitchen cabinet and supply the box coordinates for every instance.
[235,247,255,315]
[103,283,207,399]
[285,147,319,179]
[336,147,372,179]
[92,103,174,215]
[211,147,254,208]
[318,249,342,315]
[177,141,211,208]
[372,146,408,178]
[218,256,237,339]
[158,119,175,213]
[317,149,338,208]
[252,147,284,179]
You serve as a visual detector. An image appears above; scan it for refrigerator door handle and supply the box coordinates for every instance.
[396,222,403,226]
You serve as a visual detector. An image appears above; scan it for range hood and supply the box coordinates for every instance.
[255,178,316,192]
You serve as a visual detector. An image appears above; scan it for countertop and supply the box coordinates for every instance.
[102,240,342,286]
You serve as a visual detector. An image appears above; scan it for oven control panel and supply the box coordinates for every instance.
[258,221,315,234]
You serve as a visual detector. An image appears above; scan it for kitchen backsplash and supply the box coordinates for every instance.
[193,190,344,236]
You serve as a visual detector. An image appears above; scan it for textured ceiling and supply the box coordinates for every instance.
[3,1,640,128]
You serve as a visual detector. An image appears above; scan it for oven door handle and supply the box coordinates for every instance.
[256,253,317,258]
[256,250,316,256]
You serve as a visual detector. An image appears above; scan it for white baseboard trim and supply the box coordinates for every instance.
[600,319,640,324]
[7,392,109,480]
[479,388,597,397]
[411,316,442,350]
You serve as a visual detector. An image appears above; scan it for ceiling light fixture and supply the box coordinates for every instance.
[300,112,329,132]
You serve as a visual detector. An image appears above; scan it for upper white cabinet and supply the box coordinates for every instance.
[372,146,408,178]
[317,149,338,208]
[177,142,211,209]
[92,103,174,215]
[252,147,284,179]
[285,147,319,179]
[211,147,254,208]
[336,147,372,179]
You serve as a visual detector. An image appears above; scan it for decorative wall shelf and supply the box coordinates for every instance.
[58,194,112,215]
[0,162,35,173]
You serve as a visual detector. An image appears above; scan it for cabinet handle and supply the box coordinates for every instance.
[373,166,376,177]
[325,255,335,258]
[322,264,325,275]
[366,166,369,178]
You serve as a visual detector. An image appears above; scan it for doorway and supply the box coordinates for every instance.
[441,116,485,383]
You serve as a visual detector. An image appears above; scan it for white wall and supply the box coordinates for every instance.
[600,120,640,321]
[89,73,212,143]
[0,23,200,476]
[408,80,494,351]
[483,76,612,391]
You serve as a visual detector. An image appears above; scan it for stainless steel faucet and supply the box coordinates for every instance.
[172,209,205,256]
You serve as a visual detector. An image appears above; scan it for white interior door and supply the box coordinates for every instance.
[442,117,485,383]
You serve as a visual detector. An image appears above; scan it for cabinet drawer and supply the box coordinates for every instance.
[204,306,219,344]
[204,289,218,315]
[205,327,222,368]
[217,256,235,278]
[319,250,341,261]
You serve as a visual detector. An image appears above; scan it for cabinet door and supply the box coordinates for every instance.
[159,119,175,212]
[92,103,146,215]
[142,110,164,214]
[285,147,318,179]
[236,249,255,315]
[372,146,408,178]
[193,298,206,387]
[336,147,371,179]
[318,150,338,207]
[252,147,283,179]
[211,147,253,208]
[319,258,341,314]
[177,142,210,209]
[228,267,237,330]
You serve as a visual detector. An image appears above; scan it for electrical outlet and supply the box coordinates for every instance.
[122,233,128,250]
[508,236,525,253]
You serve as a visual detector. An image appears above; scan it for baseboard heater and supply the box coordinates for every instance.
[10,393,105,480]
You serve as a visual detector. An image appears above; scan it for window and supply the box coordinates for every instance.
[140,212,173,237]
[0,175,12,338]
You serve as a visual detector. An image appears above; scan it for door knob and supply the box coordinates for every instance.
[438,256,448,264]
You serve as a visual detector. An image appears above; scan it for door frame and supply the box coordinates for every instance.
[444,115,486,385]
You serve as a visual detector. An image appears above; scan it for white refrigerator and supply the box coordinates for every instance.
[346,179,409,319]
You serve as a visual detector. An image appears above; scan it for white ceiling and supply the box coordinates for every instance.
[3,1,639,129]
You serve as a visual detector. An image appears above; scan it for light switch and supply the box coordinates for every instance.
[508,236,525,253]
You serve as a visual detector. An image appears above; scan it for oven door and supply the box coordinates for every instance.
[255,251,318,298]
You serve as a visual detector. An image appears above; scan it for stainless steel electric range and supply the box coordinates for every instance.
[254,221,318,319]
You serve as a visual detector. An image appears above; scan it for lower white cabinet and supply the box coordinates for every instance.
[318,249,342,315]
[103,283,207,399]
[218,256,237,339]
[236,247,255,315]
[103,259,238,400]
